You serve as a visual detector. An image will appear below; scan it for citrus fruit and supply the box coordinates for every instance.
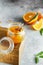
[38,12,42,20]
[23,12,38,24]
[32,19,43,30]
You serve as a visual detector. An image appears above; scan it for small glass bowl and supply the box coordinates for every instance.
[0,37,14,55]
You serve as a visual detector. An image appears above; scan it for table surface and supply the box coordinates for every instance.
[0,0,43,65]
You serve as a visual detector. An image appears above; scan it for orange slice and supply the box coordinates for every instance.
[38,12,42,20]
[32,19,43,30]
[23,12,38,24]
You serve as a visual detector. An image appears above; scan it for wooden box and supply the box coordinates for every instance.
[0,27,24,65]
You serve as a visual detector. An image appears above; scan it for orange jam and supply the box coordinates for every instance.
[8,26,25,44]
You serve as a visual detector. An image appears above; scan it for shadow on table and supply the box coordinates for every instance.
[14,17,34,30]
[14,17,24,23]
[5,0,19,2]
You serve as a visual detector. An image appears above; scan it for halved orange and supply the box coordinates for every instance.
[23,12,38,24]
[32,19,43,30]
[38,12,42,20]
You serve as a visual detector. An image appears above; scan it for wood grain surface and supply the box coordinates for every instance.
[0,27,20,65]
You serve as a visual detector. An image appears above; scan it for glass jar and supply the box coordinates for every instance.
[0,37,14,57]
[7,22,25,44]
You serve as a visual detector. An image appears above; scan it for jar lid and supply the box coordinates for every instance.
[0,37,14,54]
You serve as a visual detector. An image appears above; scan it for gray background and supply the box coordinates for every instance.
[0,0,43,65]
[0,0,43,25]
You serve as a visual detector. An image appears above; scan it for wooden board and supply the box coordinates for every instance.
[0,27,20,65]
